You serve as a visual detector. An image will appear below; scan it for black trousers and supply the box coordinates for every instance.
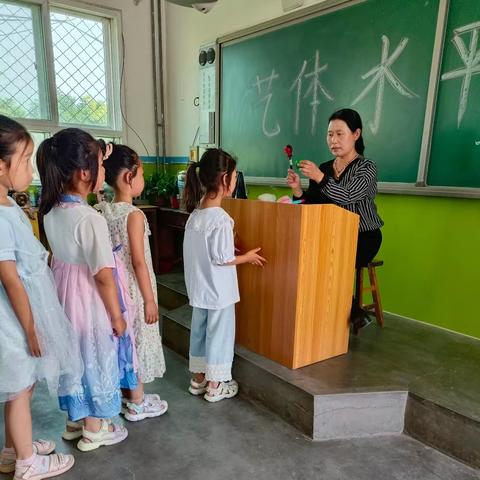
[356,228,382,268]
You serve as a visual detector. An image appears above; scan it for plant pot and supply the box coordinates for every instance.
[154,196,169,207]
[170,195,179,209]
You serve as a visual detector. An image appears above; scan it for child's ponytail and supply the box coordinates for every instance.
[183,149,237,213]
[37,128,100,216]
[37,138,65,216]
[183,162,203,213]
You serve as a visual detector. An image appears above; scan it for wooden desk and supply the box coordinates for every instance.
[153,201,359,368]
[223,199,359,369]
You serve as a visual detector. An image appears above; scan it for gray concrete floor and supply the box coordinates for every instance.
[1,348,478,480]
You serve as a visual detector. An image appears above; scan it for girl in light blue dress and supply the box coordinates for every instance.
[0,115,81,479]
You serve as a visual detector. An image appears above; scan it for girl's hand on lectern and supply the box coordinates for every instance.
[244,248,267,267]
[225,247,267,267]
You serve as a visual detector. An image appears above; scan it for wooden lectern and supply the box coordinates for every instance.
[223,199,359,369]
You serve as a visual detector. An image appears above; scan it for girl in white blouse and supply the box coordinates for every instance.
[183,148,266,403]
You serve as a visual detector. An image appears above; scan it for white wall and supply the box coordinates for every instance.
[79,0,157,156]
[163,0,327,157]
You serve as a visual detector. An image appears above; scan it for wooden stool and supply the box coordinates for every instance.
[355,260,384,327]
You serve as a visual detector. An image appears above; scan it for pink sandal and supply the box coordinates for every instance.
[0,440,56,474]
[14,453,74,480]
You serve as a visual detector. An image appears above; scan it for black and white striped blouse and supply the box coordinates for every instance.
[295,156,384,233]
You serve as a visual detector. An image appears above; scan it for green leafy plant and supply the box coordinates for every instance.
[144,171,177,204]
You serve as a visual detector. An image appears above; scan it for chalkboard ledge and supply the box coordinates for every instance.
[244,177,480,199]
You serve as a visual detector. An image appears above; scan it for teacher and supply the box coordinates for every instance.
[286,108,383,332]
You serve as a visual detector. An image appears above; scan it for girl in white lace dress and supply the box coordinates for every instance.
[96,144,167,422]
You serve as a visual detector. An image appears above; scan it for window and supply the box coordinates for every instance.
[0,2,48,120]
[0,0,122,138]
[51,8,114,127]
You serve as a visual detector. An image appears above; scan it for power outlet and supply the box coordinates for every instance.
[281,0,304,12]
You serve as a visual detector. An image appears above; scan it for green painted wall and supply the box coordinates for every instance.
[246,184,480,339]
[375,194,479,338]
[143,163,156,177]
[165,163,188,176]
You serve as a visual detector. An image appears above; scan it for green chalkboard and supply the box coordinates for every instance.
[220,0,439,183]
[428,0,480,188]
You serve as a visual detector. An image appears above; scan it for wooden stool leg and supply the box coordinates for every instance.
[368,265,384,327]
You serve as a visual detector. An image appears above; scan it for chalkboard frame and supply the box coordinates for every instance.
[215,0,480,199]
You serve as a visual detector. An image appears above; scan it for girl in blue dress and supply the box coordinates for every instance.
[0,115,81,479]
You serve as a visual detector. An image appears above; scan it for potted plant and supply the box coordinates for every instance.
[144,171,177,207]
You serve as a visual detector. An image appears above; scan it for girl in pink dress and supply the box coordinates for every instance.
[37,128,133,452]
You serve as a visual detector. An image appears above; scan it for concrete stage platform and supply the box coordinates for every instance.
[158,272,480,468]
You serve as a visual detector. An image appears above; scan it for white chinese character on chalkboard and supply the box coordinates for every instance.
[290,50,334,136]
[441,22,480,128]
[253,69,281,138]
[353,35,418,135]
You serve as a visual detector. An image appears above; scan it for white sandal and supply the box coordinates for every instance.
[77,419,128,452]
[0,440,56,474]
[121,393,161,415]
[13,453,74,480]
[204,380,239,403]
[188,378,207,396]
[124,397,168,422]
[61,419,83,441]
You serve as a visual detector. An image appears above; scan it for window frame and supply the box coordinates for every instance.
[1,0,124,139]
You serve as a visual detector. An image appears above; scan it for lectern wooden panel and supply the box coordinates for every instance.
[223,199,359,369]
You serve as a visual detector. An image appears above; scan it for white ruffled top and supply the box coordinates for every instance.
[183,207,239,310]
